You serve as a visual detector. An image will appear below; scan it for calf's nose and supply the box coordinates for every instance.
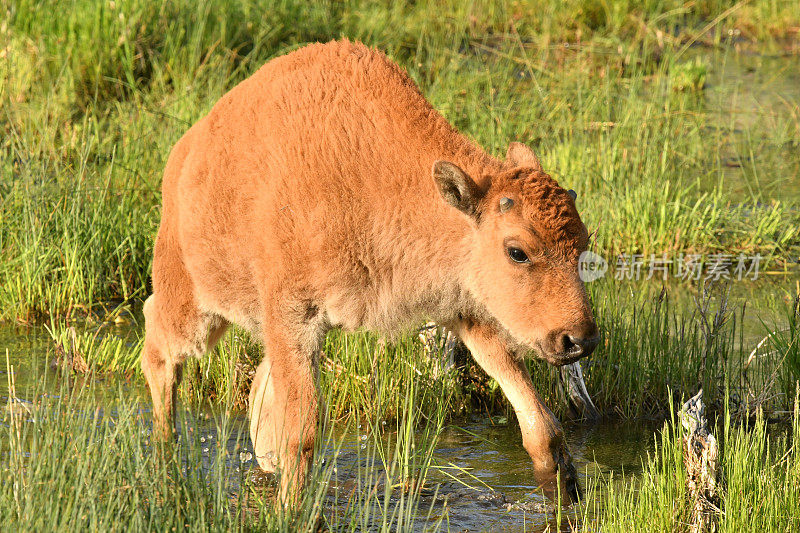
[561,332,600,358]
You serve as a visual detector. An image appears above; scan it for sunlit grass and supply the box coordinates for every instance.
[44,283,800,423]
[4,3,800,529]
[580,392,800,532]
[43,320,465,424]
[0,349,451,531]
[2,1,799,321]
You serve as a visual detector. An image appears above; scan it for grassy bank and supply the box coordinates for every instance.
[2,1,800,321]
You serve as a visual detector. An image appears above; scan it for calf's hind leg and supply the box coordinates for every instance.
[249,326,319,507]
[142,296,228,440]
[142,237,228,440]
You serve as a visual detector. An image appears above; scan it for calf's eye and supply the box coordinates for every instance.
[507,247,530,264]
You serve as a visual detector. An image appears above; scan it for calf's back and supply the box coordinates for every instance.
[164,40,501,334]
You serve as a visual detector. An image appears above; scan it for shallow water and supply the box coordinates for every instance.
[697,48,800,202]
[0,322,655,531]
[0,276,795,530]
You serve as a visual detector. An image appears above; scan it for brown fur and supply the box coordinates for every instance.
[142,40,598,505]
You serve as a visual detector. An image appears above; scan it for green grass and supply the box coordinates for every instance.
[0,352,451,531]
[45,321,466,422]
[12,323,800,531]
[2,0,799,321]
[582,392,800,531]
[47,322,143,374]
[4,3,800,529]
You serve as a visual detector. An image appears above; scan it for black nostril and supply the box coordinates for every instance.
[564,334,582,355]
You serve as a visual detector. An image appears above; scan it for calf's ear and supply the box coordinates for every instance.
[506,142,543,171]
[433,161,483,218]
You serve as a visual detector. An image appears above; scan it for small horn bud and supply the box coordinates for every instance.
[567,189,577,200]
[499,197,514,213]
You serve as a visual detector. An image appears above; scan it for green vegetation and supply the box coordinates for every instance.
[584,395,800,532]
[2,0,799,321]
[670,57,709,92]
[3,1,800,531]
[47,283,800,423]
[47,322,143,374]
[0,360,450,531]
[46,321,466,421]
[6,338,798,531]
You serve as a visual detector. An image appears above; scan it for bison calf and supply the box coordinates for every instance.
[142,40,599,506]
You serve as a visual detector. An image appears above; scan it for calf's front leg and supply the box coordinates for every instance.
[452,319,580,502]
[249,326,319,508]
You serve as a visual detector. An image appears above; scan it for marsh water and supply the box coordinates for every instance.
[699,48,800,203]
[0,321,657,530]
[1,275,796,531]
[1,49,798,531]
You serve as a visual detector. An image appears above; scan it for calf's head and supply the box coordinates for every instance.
[434,142,599,365]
